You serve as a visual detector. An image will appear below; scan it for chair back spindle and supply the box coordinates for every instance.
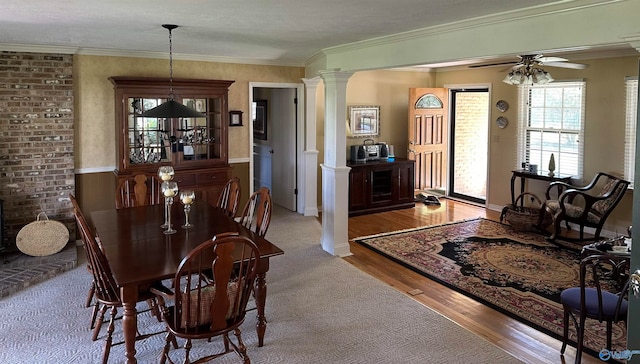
[239,187,272,237]
[115,173,163,209]
[216,177,241,217]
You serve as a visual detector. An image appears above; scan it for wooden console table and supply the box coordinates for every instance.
[348,159,415,216]
[510,170,572,206]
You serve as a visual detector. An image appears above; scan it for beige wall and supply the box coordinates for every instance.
[434,55,638,231]
[74,54,304,170]
[314,70,435,203]
[311,56,638,233]
[73,53,638,234]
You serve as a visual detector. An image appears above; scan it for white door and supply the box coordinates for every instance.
[251,87,297,211]
[253,143,272,193]
[270,88,297,211]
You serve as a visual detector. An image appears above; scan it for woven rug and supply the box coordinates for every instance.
[354,218,626,359]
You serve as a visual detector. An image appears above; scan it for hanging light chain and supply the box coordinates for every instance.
[163,24,178,100]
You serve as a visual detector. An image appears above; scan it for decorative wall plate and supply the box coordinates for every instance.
[496,116,508,129]
[496,100,509,112]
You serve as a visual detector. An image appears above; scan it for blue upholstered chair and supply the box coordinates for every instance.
[560,254,630,364]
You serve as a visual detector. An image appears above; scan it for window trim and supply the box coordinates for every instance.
[624,76,637,185]
[516,80,586,180]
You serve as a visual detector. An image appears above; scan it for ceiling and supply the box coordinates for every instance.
[3,0,624,69]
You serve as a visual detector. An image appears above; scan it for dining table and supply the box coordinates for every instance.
[89,202,284,364]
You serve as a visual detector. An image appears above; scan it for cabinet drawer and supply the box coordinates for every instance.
[196,170,229,186]
[174,173,196,186]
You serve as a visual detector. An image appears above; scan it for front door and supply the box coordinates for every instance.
[449,88,489,204]
[408,88,448,192]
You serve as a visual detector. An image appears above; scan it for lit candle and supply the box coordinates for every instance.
[160,173,172,181]
[182,196,193,204]
[164,189,175,197]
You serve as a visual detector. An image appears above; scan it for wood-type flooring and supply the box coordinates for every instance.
[344,198,601,364]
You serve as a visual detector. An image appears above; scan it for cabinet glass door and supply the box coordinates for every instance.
[127,97,170,165]
[177,97,222,162]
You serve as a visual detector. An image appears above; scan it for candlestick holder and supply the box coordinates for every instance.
[158,165,175,182]
[180,189,195,229]
[161,181,178,234]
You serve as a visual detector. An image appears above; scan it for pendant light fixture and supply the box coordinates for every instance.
[141,24,204,118]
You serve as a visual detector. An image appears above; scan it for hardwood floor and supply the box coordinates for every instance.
[343,198,599,364]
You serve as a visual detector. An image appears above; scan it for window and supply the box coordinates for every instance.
[517,81,585,179]
[624,77,637,184]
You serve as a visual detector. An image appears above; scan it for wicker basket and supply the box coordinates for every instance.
[500,192,552,232]
[16,212,69,256]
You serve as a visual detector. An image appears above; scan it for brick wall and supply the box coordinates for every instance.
[452,92,489,198]
[0,52,75,251]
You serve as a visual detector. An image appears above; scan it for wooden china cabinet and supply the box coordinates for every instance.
[109,77,235,205]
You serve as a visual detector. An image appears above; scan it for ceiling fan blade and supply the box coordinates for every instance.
[537,56,568,63]
[543,61,588,69]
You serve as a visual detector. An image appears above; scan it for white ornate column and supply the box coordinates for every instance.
[301,77,321,217]
[318,70,353,256]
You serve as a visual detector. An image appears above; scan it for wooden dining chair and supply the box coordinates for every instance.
[71,194,165,364]
[69,194,100,329]
[560,254,630,364]
[152,233,260,364]
[216,177,241,218]
[115,173,163,209]
[239,187,272,237]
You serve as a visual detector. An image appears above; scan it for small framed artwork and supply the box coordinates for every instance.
[253,99,268,140]
[348,105,380,137]
[229,110,243,127]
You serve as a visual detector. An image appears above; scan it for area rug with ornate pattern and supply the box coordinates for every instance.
[353,218,626,359]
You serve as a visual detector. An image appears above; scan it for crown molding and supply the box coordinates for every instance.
[0,43,77,54]
[0,43,305,68]
[319,0,624,57]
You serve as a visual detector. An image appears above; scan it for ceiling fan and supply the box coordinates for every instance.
[469,54,588,70]
[471,54,588,85]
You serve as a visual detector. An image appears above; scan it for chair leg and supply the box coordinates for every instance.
[548,218,562,242]
[606,320,613,350]
[147,298,161,322]
[159,332,173,364]
[90,301,100,329]
[184,338,193,364]
[102,306,117,364]
[86,281,95,307]
[574,316,586,364]
[93,304,108,341]
[561,310,569,354]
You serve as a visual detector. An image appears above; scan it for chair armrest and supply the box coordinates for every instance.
[151,283,175,302]
[545,181,574,199]
[558,189,610,215]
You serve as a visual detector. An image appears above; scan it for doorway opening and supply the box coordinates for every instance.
[448,88,489,204]
[249,83,304,212]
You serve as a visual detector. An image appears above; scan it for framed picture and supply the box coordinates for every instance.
[253,99,268,140]
[229,110,243,127]
[348,105,380,137]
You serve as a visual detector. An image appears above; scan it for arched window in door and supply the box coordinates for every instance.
[415,94,443,109]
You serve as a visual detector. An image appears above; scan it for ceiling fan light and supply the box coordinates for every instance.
[503,55,562,86]
[502,72,515,85]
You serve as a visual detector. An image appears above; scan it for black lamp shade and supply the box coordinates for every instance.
[141,100,205,118]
